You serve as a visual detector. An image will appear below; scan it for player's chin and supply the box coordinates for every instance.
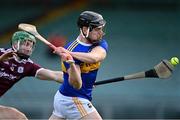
[24,51,32,56]
[98,35,103,40]
[20,51,32,56]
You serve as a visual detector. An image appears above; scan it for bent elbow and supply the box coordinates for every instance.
[73,83,82,90]
[91,58,98,63]
[69,79,82,90]
[88,57,99,63]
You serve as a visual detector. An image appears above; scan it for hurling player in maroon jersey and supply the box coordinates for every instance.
[0,31,64,119]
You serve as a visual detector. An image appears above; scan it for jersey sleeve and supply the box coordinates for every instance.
[26,62,41,77]
[99,39,108,52]
[0,48,5,56]
[63,42,82,70]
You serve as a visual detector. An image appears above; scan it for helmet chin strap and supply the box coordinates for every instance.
[80,27,100,45]
[80,27,89,38]
[16,52,30,59]
[12,41,19,52]
[12,41,30,60]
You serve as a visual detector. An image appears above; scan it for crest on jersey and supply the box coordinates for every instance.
[18,67,24,73]
[87,103,92,108]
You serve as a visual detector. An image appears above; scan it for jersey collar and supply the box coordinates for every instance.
[76,36,92,46]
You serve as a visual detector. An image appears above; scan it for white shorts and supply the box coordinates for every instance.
[52,91,96,119]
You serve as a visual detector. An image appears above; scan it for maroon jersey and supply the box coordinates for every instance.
[0,48,41,97]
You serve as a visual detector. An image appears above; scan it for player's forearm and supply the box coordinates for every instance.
[68,63,82,89]
[53,71,64,83]
[0,54,6,62]
[70,52,101,63]
[0,52,16,62]
[36,69,63,83]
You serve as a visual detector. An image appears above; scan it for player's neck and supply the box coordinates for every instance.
[15,55,22,61]
[78,35,91,44]
[14,55,28,62]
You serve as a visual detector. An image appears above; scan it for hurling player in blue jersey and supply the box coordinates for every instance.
[49,11,108,120]
[0,31,64,119]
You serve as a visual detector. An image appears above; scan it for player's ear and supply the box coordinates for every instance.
[12,42,18,50]
[82,26,88,34]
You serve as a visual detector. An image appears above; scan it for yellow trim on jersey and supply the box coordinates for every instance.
[80,62,101,73]
[72,97,88,117]
[61,62,66,72]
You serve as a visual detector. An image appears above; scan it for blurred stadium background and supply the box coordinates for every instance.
[0,0,180,119]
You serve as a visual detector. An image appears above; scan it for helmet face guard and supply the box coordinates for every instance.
[89,19,106,30]
[11,31,36,59]
[77,11,106,44]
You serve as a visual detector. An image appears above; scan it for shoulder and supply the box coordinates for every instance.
[24,59,41,71]
[0,48,13,55]
[98,39,108,52]
[64,40,76,49]
[0,48,5,52]
[26,58,34,64]
[100,39,108,46]
[25,59,41,68]
[21,58,40,68]
[0,48,12,52]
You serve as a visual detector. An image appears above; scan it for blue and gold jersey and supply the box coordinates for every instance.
[59,38,108,101]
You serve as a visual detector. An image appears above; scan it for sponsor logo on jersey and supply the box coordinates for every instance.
[80,62,101,73]
[0,71,17,80]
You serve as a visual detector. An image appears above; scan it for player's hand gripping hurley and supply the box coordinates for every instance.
[18,23,74,64]
[95,60,175,86]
